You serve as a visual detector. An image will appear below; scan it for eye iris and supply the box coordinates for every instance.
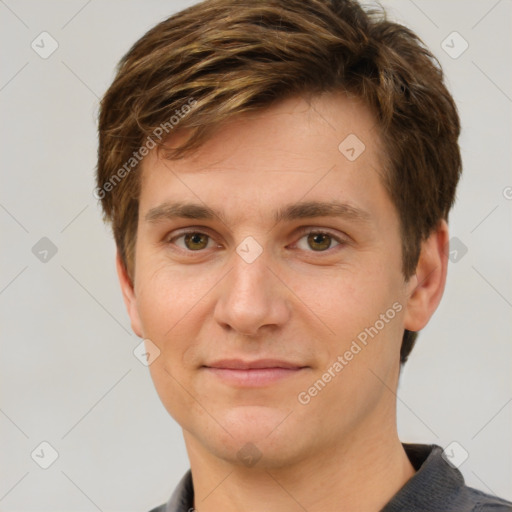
[307,233,331,251]
[185,233,208,250]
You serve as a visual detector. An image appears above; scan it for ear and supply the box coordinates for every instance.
[403,220,449,332]
[116,251,143,338]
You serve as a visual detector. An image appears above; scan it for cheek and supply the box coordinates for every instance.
[135,253,205,331]
[134,262,192,362]
[290,258,402,333]
[135,262,207,422]
[303,264,406,382]
[135,263,175,332]
[133,255,222,369]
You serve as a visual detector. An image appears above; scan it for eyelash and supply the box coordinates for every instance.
[165,227,347,255]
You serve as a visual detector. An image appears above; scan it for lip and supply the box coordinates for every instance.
[205,358,304,370]
[202,359,307,387]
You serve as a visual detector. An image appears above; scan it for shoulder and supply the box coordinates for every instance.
[386,444,512,512]
[146,469,194,512]
[147,506,166,512]
[461,486,512,511]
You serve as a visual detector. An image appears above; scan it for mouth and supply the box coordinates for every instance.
[202,359,308,387]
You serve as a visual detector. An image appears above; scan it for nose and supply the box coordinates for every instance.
[213,250,291,337]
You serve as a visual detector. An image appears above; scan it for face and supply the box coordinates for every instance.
[119,93,434,468]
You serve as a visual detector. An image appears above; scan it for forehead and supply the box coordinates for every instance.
[138,92,389,225]
[155,92,381,168]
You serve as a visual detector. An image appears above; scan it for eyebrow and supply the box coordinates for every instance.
[144,200,371,225]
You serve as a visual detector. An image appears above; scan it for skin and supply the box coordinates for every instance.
[117,92,449,511]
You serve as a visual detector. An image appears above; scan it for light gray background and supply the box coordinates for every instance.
[1,0,511,510]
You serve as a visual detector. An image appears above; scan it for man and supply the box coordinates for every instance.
[95,0,512,510]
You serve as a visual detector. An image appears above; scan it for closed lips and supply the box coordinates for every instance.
[204,359,306,370]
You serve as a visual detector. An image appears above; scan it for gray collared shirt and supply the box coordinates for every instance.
[149,444,512,511]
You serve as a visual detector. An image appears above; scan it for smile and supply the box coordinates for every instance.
[202,359,308,387]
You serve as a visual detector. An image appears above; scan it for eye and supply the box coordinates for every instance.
[295,230,343,252]
[171,231,217,251]
[166,228,346,254]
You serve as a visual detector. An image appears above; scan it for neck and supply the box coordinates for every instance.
[183,415,415,512]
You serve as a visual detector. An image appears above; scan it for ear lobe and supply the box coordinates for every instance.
[403,220,449,333]
[116,251,143,337]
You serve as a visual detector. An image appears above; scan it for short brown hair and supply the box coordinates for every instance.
[96,0,462,364]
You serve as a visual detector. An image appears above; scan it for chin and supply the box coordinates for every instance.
[194,404,311,468]
[223,404,292,434]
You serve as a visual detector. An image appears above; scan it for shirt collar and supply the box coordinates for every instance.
[160,444,464,512]
[381,443,465,511]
